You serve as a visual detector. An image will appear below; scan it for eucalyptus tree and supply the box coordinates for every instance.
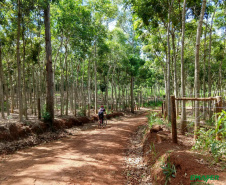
[0,41,4,119]
[194,0,206,139]
[107,27,129,110]
[88,0,118,113]
[0,0,8,118]
[181,0,187,134]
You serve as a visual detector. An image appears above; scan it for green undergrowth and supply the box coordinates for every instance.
[41,104,51,121]
[160,157,177,185]
[143,100,163,108]
[147,112,171,129]
[192,110,226,165]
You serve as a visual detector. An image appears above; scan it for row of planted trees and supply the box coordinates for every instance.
[0,0,165,122]
[127,0,226,134]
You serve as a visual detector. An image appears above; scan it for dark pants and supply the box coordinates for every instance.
[99,115,103,124]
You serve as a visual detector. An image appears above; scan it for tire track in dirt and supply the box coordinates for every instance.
[0,111,148,185]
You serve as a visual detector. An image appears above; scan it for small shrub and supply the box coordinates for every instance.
[161,158,176,185]
[148,113,165,128]
[42,111,51,122]
[41,104,51,121]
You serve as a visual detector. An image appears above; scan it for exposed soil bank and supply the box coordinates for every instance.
[0,112,123,155]
[142,125,226,185]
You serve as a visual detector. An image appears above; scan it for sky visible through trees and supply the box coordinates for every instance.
[0,0,225,132]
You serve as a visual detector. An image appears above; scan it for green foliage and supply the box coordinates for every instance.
[161,158,176,185]
[192,111,226,163]
[143,100,163,108]
[43,112,51,122]
[147,113,164,128]
[41,104,51,122]
[99,82,107,92]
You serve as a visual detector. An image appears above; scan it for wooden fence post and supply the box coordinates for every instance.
[171,95,177,143]
[215,96,222,140]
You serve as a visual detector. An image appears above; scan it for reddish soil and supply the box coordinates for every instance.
[0,112,124,143]
[143,111,226,185]
[0,111,148,185]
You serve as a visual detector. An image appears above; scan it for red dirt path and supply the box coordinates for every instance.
[0,112,148,185]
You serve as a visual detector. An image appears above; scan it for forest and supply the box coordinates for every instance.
[0,0,225,184]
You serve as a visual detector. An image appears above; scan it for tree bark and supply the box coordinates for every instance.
[44,3,54,122]
[194,0,206,139]
[88,58,91,117]
[94,42,97,114]
[17,0,23,121]
[60,56,64,116]
[180,0,187,134]
[8,62,14,114]
[172,31,178,116]
[22,24,28,119]
[208,7,217,119]
[166,0,174,122]
[64,43,68,116]
[106,65,112,111]
[203,22,207,119]
[0,44,5,118]
[131,76,134,113]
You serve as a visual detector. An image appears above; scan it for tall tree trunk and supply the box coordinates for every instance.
[166,0,174,122]
[81,59,86,116]
[44,3,54,122]
[17,0,23,121]
[208,7,217,119]
[22,24,28,119]
[111,67,115,111]
[94,42,97,114]
[164,63,168,118]
[37,18,41,120]
[181,0,187,134]
[5,73,9,116]
[172,31,178,116]
[65,43,68,116]
[0,44,5,118]
[220,40,225,96]
[8,62,14,113]
[115,84,118,111]
[194,0,206,139]
[203,22,207,119]
[88,59,91,117]
[106,65,112,111]
[130,76,134,113]
[74,63,78,117]
[60,56,64,116]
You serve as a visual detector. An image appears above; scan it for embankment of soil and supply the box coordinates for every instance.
[0,112,123,142]
[142,125,226,185]
[0,112,123,154]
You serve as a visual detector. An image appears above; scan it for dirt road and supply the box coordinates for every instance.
[0,112,148,185]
